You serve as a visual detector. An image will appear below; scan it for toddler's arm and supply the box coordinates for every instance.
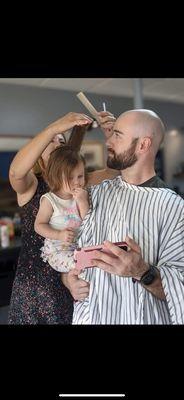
[34,197,75,242]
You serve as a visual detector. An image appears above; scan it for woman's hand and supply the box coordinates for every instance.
[47,112,93,135]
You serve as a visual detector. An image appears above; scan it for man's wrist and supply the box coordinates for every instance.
[133,262,149,281]
[132,265,158,286]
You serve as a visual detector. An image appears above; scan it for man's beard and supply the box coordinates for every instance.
[107,138,138,170]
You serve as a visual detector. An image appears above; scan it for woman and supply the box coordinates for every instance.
[8,111,118,324]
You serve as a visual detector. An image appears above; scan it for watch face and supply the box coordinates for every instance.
[142,272,154,285]
[140,267,157,286]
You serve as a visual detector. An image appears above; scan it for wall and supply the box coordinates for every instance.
[0,83,184,184]
[0,152,16,179]
[164,130,184,185]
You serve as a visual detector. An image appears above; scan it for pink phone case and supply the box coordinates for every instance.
[74,241,127,270]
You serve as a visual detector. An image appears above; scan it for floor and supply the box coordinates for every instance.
[0,306,9,324]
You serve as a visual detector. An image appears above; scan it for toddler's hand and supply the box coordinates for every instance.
[72,188,88,203]
[58,228,75,243]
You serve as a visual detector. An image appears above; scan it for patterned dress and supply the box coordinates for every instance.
[40,192,82,272]
[8,176,73,324]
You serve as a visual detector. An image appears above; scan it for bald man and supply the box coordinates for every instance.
[106,109,165,186]
[65,109,184,324]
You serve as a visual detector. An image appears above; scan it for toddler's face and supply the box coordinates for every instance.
[63,161,85,193]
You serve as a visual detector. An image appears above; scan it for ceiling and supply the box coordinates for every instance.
[1,78,184,103]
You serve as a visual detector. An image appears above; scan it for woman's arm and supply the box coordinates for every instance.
[9,112,92,196]
[87,169,119,186]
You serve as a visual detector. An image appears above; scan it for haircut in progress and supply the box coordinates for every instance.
[45,145,87,192]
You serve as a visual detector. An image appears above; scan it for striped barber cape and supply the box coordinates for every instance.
[73,177,184,325]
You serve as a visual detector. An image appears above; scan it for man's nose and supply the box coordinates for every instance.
[106,135,114,147]
[106,142,114,152]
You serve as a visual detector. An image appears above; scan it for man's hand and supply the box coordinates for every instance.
[97,111,116,139]
[91,236,148,279]
[91,236,166,300]
[61,269,90,301]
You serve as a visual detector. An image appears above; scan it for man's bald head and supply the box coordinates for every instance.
[116,109,165,154]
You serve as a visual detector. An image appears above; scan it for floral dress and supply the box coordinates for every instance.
[40,192,82,272]
[8,176,73,324]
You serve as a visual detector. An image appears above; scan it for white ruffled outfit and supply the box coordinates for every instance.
[40,192,82,272]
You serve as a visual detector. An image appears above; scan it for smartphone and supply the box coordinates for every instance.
[74,241,127,270]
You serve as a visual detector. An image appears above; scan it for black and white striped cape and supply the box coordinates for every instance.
[73,177,184,325]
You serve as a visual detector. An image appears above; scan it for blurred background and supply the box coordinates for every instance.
[0,77,184,322]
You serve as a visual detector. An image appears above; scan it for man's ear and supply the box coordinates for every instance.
[138,137,152,153]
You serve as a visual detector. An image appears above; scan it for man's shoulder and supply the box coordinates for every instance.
[158,186,184,209]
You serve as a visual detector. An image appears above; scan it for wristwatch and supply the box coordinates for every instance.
[140,265,158,285]
[132,265,158,285]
